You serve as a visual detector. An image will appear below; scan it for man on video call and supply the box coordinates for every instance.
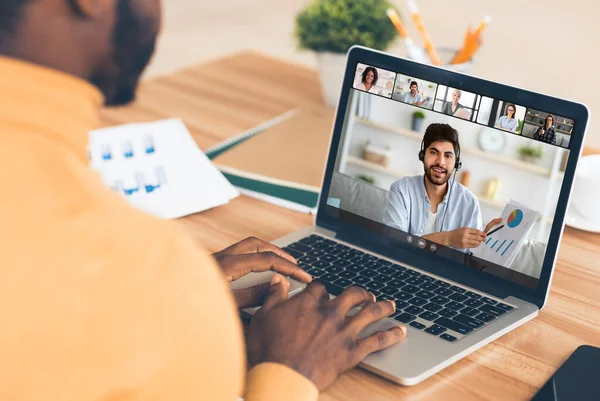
[402,80,427,106]
[383,123,502,250]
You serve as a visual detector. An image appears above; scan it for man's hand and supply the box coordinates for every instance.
[213,237,312,309]
[248,282,407,391]
[445,227,487,249]
[484,218,503,234]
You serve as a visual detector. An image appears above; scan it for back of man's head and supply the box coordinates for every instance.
[0,0,161,106]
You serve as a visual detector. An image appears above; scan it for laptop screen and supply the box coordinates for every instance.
[325,62,576,290]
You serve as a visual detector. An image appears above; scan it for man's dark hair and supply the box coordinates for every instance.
[361,67,378,85]
[422,123,460,156]
[0,1,29,37]
[410,81,418,89]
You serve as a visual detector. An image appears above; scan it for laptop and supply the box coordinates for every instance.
[232,46,589,385]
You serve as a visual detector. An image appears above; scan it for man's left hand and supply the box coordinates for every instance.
[213,237,312,309]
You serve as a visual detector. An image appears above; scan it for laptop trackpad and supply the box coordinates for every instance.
[231,271,306,294]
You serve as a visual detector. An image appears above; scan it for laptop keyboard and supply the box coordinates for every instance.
[283,234,516,343]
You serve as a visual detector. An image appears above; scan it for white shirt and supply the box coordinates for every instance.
[422,211,438,236]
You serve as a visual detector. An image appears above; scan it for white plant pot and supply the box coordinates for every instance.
[316,52,348,108]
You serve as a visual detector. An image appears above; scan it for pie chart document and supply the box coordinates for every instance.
[472,200,541,268]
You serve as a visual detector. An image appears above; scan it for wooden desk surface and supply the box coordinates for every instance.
[101,52,600,401]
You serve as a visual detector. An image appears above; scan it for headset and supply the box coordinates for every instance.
[418,135,462,233]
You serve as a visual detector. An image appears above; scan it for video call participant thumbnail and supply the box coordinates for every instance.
[496,103,518,132]
[402,81,427,106]
[383,123,502,250]
[359,66,380,94]
[533,114,557,145]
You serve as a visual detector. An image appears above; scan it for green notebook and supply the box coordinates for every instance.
[208,107,335,214]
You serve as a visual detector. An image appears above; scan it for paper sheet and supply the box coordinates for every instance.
[89,119,238,219]
[472,199,540,268]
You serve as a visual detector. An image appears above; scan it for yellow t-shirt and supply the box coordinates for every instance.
[0,56,317,401]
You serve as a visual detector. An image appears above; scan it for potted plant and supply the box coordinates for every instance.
[412,110,426,132]
[518,145,543,164]
[296,0,398,107]
[357,174,376,184]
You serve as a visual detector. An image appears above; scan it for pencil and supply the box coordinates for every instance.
[451,27,474,64]
[454,16,491,64]
[386,8,431,64]
[406,1,442,66]
[486,225,505,237]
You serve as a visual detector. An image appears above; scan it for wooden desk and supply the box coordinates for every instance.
[101,52,600,401]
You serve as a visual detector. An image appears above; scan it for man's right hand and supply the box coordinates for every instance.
[247,280,407,391]
[445,227,486,249]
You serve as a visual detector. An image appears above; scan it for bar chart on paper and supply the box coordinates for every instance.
[473,202,540,268]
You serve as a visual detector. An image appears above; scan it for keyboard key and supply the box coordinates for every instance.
[314,279,344,296]
[415,290,435,299]
[288,242,310,253]
[363,254,377,261]
[322,239,337,246]
[350,257,370,265]
[373,274,393,284]
[437,308,458,318]
[332,278,353,288]
[423,302,444,312]
[434,317,473,335]
[299,255,319,264]
[322,273,338,282]
[334,243,350,252]
[445,301,465,311]
[391,263,405,271]
[464,298,484,308]
[308,234,323,241]
[283,248,303,259]
[475,313,496,323]
[360,269,380,278]
[436,281,451,288]
[337,251,354,260]
[406,306,424,315]
[339,270,357,280]
[453,314,485,329]
[378,267,397,276]
[377,294,396,302]
[425,324,447,336]
[345,263,365,273]
[353,276,371,285]
[394,313,416,323]
[388,279,405,288]
[410,321,426,330]
[449,293,469,303]
[465,291,482,299]
[434,288,453,297]
[306,268,326,277]
[395,292,413,301]
[366,281,386,290]
[479,304,507,317]
[421,275,435,282]
[401,284,421,294]
[408,297,428,306]
[392,272,411,281]
[497,303,514,312]
[419,311,440,321]
[321,254,338,263]
[406,270,421,276]
[420,282,439,291]
[299,236,319,245]
[481,297,498,305]
[379,260,393,267]
[370,289,381,297]
[461,307,480,317]
[364,261,380,270]
[430,296,450,305]
[380,286,399,296]
[311,242,329,250]
[440,333,457,342]
[449,286,466,294]
[406,277,425,286]
[306,249,325,258]
[326,265,344,274]
[312,260,331,269]
[395,301,409,310]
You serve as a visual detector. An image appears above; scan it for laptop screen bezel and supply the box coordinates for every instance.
[316,46,589,309]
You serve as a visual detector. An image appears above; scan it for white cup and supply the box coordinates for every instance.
[571,155,600,222]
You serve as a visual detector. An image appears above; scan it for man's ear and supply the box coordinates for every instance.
[66,0,113,18]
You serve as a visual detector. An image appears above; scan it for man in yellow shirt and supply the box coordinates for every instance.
[0,1,407,400]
